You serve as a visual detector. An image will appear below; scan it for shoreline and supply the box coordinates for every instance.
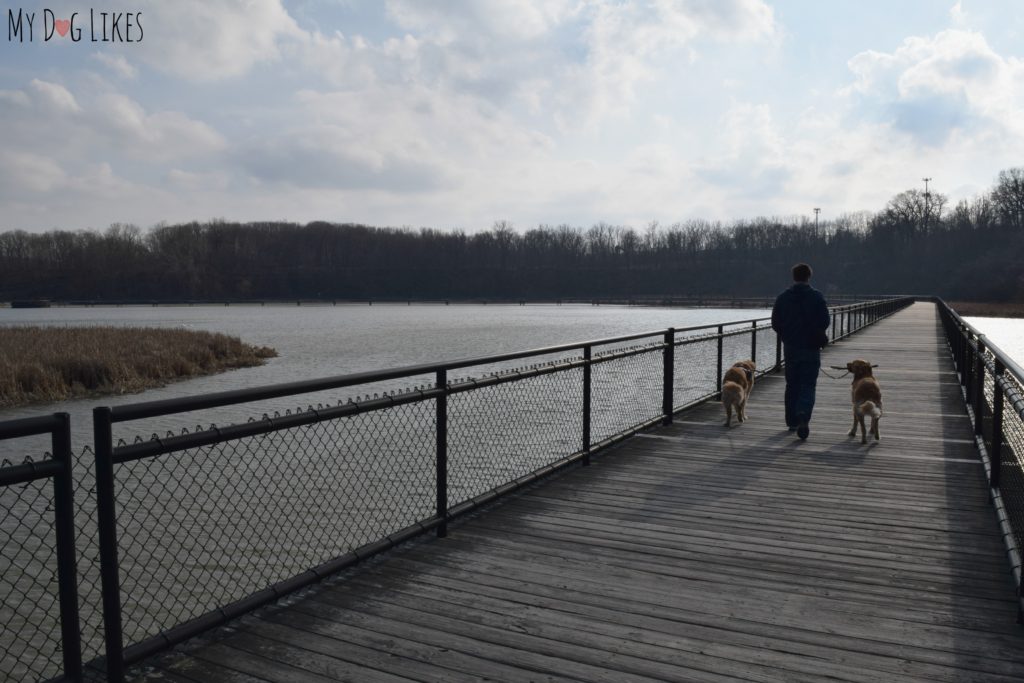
[948,301,1024,319]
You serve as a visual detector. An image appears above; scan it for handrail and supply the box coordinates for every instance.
[109,298,902,422]
[0,413,81,683]
[933,297,1024,623]
[937,299,1024,383]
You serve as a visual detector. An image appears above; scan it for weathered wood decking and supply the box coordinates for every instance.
[134,302,1023,682]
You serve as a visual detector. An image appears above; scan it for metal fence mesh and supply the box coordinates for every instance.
[1,459,62,683]
[73,445,105,670]
[112,400,436,648]
[754,324,777,375]
[673,335,718,408]
[448,365,584,505]
[997,368,1024,552]
[592,346,662,443]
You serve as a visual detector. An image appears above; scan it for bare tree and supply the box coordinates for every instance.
[991,167,1024,229]
[883,188,947,237]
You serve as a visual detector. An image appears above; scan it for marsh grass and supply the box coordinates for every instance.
[0,326,277,408]
[949,301,1024,318]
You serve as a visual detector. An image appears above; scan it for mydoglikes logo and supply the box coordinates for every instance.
[8,8,143,43]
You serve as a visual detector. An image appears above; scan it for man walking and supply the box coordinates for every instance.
[771,263,830,440]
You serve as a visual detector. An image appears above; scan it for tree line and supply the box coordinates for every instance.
[2,168,1023,302]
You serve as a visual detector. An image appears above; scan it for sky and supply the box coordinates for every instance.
[1,0,1023,233]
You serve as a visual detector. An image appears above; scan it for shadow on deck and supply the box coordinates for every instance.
[133,303,1024,683]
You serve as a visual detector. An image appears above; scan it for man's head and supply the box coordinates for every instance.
[792,263,812,283]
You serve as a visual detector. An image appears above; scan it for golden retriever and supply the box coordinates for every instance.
[722,360,756,427]
[846,359,882,443]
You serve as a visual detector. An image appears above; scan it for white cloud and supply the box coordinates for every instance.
[166,169,230,192]
[844,30,1024,146]
[0,151,67,194]
[557,0,777,127]
[300,0,777,132]
[28,79,81,113]
[236,83,555,194]
[93,94,225,160]
[0,77,226,216]
[135,0,304,81]
[950,1,968,25]
[385,0,579,43]
[91,53,138,79]
[0,90,31,107]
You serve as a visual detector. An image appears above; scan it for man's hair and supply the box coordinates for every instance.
[792,263,812,282]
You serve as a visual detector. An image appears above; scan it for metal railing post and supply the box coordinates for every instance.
[831,311,837,343]
[51,412,82,682]
[716,325,724,395]
[959,329,969,387]
[992,358,1004,489]
[974,338,986,437]
[774,332,782,372]
[750,321,757,364]
[93,406,124,683]
[435,369,448,538]
[663,329,674,425]
[583,345,592,464]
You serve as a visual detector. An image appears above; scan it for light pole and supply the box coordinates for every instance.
[813,208,820,233]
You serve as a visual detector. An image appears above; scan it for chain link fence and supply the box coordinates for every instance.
[1,458,63,683]
[0,416,80,683]
[938,300,1024,617]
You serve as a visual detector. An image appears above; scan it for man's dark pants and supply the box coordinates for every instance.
[784,346,821,428]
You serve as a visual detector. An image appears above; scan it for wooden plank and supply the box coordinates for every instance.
[337,568,1022,683]
[254,609,573,683]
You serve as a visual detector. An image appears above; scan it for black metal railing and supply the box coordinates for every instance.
[0,414,81,683]
[0,296,913,682]
[89,296,911,680]
[936,299,1024,621]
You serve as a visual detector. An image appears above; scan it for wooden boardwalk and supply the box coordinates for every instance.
[133,302,1024,683]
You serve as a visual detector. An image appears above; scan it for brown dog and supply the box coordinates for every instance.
[846,359,882,443]
[722,360,756,427]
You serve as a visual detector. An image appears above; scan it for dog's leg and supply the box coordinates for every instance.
[738,397,746,422]
[724,403,732,427]
[848,409,858,437]
[872,417,880,441]
[858,414,867,444]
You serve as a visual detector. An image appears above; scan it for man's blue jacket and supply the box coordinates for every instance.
[771,282,830,350]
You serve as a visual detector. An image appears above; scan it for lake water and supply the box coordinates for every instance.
[0,303,771,450]
[965,316,1024,371]
[2,301,1016,463]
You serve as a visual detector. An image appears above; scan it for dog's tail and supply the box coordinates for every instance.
[858,401,882,419]
[721,381,744,402]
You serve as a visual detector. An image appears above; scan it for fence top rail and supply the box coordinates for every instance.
[936,298,1024,384]
[0,413,67,440]
[104,298,904,424]
[0,457,63,486]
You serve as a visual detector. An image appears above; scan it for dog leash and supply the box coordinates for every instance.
[820,367,850,380]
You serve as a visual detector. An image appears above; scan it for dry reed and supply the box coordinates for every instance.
[0,326,277,408]
[949,301,1024,319]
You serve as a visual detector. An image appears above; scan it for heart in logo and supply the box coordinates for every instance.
[54,19,71,37]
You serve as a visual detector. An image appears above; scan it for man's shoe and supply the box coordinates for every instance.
[788,426,797,432]
[797,420,809,440]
